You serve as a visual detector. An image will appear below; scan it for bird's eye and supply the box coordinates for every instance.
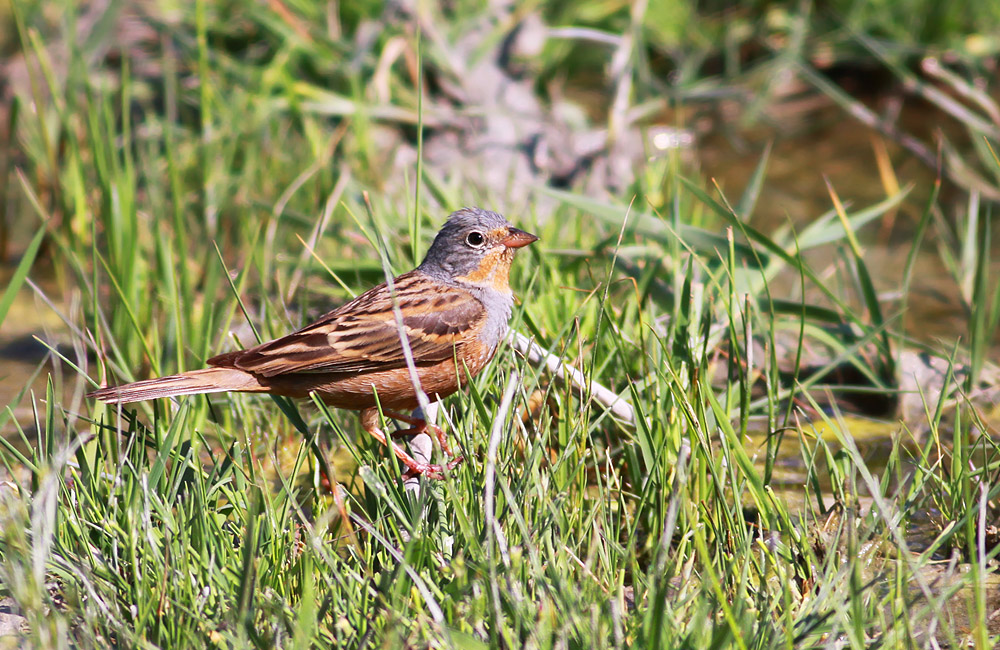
[465,231,485,247]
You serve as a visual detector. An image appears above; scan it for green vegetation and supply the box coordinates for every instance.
[1,1,999,648]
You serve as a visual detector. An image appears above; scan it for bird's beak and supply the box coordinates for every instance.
[501,228,539,249]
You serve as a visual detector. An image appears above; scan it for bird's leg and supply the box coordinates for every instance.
[382,409,461,463]
[360,408,455,478]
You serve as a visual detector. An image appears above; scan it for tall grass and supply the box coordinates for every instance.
[2,1,998,648]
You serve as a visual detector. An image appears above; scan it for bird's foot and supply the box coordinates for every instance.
[402,455,465,480]
[385,410,456,459]
[361,408,463,479]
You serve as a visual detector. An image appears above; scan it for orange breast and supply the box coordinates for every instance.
[262,338,499,411]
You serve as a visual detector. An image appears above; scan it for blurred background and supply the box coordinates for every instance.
[2,0,999,408]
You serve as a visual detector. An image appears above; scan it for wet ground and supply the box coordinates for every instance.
[0,262,73,440]
[698,103,1000,344]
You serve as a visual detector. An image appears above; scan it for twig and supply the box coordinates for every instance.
[512,331,635,425]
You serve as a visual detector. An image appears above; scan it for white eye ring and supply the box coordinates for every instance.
[465,231,486,247]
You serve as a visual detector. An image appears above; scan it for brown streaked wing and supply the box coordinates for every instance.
[208,271,486,377]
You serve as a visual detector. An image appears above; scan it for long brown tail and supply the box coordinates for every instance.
[87,367,268,404]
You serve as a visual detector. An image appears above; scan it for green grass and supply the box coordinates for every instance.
[2,1,999,648]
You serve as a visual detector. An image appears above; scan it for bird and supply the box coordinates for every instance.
[88,207,538,478]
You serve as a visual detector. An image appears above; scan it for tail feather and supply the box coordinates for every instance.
[88,367,267,404]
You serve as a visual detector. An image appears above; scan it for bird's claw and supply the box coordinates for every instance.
[402,455,465,480]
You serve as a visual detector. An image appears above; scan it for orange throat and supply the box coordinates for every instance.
[455,247,514,294]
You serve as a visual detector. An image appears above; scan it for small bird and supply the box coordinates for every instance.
[89,208,537,477]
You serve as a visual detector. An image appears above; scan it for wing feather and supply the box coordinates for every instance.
[207,271,486,377]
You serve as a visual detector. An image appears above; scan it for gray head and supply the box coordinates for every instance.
[418,207,537,282]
